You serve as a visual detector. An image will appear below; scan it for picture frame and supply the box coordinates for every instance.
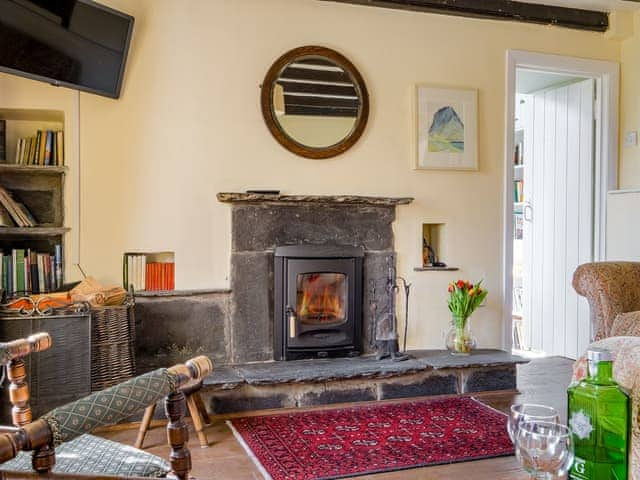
[414,86,478,171]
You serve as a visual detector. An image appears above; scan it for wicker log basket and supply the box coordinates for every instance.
[90,296,136,391]
[68,277,136,391]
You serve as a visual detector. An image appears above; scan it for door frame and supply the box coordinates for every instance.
[502,50,619,350]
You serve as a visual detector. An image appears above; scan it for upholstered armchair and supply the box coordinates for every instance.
[573,262,640,341]
[572,336,640,480]
[0,333,212,479]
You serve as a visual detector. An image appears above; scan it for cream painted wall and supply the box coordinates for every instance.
[620,11,640,188]
[0,0,621,350]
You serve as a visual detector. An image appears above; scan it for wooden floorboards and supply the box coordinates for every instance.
[99,356,574,480]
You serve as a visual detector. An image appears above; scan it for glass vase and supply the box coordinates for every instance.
[445,316,477,355]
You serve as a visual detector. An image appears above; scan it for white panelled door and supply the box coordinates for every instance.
[522,79,594,359]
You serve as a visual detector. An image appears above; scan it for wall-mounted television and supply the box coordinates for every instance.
[0,0,134,99]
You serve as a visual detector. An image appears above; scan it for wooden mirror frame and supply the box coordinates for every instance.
[260,46,369,159]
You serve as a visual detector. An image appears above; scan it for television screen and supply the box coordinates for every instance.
[0,0,134,98]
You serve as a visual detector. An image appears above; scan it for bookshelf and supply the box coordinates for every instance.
[0,109,67,297]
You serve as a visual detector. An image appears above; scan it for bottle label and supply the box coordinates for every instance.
[569,410,593,440]
[570,456,589,479]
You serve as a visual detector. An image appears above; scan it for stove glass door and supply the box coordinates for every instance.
[296,273,347,327]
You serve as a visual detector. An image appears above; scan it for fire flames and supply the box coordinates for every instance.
[297,274,346,324]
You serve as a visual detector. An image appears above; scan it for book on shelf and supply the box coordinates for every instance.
[513,141,524,165]
[12,129,64,166]
[44,131,52,166]
[123,251,175,292]
[0,204,14,227]
[0,246,63,296]
[38,130,46,165]
[56,131,64,166]
[0,119,6,163]
[514,180,524,203]
[0,186,37,227]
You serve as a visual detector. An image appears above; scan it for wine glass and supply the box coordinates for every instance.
[508,404,560,443]
[515,421,574,479]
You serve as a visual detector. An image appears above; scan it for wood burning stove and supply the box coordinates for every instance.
[274,245,363,360]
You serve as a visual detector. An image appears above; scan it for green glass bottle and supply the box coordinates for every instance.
[567,347,629,480]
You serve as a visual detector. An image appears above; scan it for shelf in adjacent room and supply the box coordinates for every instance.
[0,226,70,236]
[414,266,460,272]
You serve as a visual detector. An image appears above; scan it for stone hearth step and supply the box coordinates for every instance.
[202,349,528,414]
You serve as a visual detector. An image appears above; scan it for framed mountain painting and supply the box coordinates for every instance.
[415,86,478,170]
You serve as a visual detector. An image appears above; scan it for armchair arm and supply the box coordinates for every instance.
[573,262,640,340]
[0,356,212,478]
[0,333,52,365]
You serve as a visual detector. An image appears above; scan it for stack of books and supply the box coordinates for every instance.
[14,130,64,166]
[145,262,175,291]
[125,254,147,292]
[0,186,37,227]
[123,252,175,292]
[1,245,63,296]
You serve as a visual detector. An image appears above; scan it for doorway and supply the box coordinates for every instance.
[504,51,619,359]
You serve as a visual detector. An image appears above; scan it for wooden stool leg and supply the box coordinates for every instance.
[165,390,191,480]
[186,394,209,448]
[134,403,156,449]
[193,391,211,425]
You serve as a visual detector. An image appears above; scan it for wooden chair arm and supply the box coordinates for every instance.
[0,333,52,365]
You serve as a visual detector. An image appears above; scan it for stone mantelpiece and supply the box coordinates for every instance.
[221,192,414,364]
[216,192,414,206]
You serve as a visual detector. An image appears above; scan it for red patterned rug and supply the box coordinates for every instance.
[228,396,514,480]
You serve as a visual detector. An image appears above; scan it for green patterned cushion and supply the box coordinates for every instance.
[0,434,170,477]
[44,369,176,445]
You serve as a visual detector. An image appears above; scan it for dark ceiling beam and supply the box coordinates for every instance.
[285,105,358,117]
[281,66,352,84]
[319,0,609,32]
[277,80,358,97]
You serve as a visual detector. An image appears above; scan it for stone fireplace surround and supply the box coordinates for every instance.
[220,192,413,364]
[133,193,413,369]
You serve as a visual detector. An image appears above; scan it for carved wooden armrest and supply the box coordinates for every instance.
[0,356,213,480]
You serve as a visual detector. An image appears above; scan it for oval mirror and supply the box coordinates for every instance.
[261,46,369,159]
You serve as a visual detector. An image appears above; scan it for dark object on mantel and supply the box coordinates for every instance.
[414,266,460,271]
[217,192,414,206]
[246,189,280,195]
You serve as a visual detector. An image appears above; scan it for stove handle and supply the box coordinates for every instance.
[286,306,297,338]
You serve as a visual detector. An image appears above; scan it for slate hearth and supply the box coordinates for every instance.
[202,349,528,414]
